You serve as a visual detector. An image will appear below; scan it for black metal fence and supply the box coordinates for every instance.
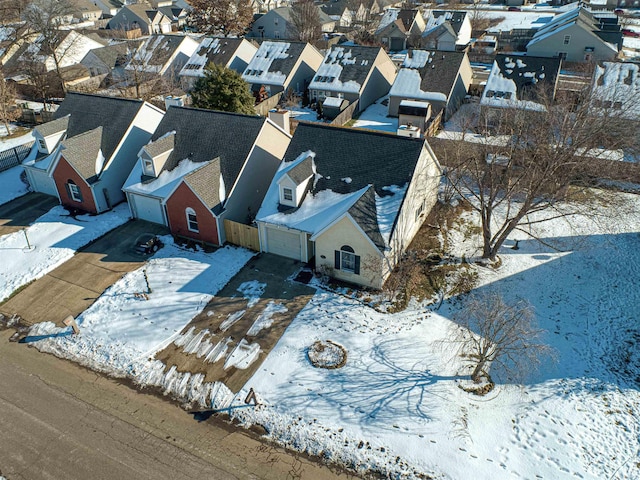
[0,142,34,172]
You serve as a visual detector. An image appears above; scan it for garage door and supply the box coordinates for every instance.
[266,227,301,260]
[131,194,166,225]
[29,170,58,197]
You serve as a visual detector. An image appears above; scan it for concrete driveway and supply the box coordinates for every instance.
[0,193,59,236]
[0,220,168,326]
[156,253,316,393]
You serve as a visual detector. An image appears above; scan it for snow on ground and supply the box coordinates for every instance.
[0,204,130,302]
[0,129,34,150]
[0,165,29,206]
[17,183,640,478]
[234,191,640,480]
[352,96,398,133]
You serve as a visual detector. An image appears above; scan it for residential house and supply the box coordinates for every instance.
[250,0,288,15]
[242,41,324,98]
[17,30,105,73]
[108,4,173,35]
[308,45,397,113]
[72,0,103,22]
[93,0,123,17]
[157,5,189,29]
[256,122,441,289]
[375,8,426,52]
[249,7,336,40]
[322,0,400,29]
[526,6,622,62]
[179,37,259,91]
[123,107,291,245]
[22,92,164,212]
[421,22,458,52]
[126,34,199,81]
[424,10,472,49]
[480,54,562,111]
[388,49,472,120]
[591,61,640,120]
[80,42,130,85]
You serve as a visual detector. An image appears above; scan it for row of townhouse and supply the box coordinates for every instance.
[21,92,442,289]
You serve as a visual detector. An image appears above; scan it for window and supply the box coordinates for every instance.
[186,207,199,232]
[415,199,425,222]
[558,52,568,59]
[283,187,293,202]
[334,245,360,274]
[485,90,495,98]
[563,35,571,45]
[67,180,82,202]
[38,139,47,151]
[143,158,154,176]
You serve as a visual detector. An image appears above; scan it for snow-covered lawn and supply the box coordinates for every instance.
[0,130,34,150]
[352,97,398,133]
[0,204,130,302]
[22,189,640,479]
[0,165,29,206]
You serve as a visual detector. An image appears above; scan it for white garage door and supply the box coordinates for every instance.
[131,194,166,225]
[29,170,58,197]
[266,227,301,260]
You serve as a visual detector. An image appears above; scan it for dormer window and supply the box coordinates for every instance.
[143,157,155,176]
[283,187,293,202]
[38,139,47,150]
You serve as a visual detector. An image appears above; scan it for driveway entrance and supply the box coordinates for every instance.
[0,193,59,236]
[0,220,168,326]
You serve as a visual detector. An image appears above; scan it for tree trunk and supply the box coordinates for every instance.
[471,359,486,383]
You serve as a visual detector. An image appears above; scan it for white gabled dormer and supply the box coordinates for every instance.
[33,115,70,155]
[277,154,314,208]
[138,131,175,178]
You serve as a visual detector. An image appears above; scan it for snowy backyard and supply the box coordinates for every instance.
[15,186,639,479]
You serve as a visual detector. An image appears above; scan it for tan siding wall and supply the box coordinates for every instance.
[315,216,384,289]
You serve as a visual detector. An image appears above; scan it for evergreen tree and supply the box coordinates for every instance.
[191,63,256,115]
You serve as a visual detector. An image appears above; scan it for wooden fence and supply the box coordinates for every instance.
[424,109,443,137]
[254,92,284,117]
[0,142,34,172]
[224,219,260,251]
[330,100,359,126]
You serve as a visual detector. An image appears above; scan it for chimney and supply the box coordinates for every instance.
[268,109,290,135]
[164,95,184,110]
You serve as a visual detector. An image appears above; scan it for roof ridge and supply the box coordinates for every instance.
[295,121,424,142]
[169,105,264,120]
[65,91,145,104]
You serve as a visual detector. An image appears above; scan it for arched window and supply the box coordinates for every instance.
[186,207,199,232]
[67,179,82,202]
[334,245,359,274]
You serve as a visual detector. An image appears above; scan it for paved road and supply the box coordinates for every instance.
[0,330,355,480]
[0,220,168,326]
[0,193,58,236]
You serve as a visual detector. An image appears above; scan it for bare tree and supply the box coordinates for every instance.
[291,0,322,44]
[22,0,77,92]
[188,0,254,36]
[450,292,554,384]
[0,70,21,134]
[440,83,640,261]
[0,0,30,22]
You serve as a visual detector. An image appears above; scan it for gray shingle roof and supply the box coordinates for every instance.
[285,123,424,196]
[54,92,144,162]
[87,43,129,69]
[144,132,175,158]
[135,35,184,68]
[192,37,246,69]
[493,54,561,100]
[317,45,381,89]
[184,158,223,214]
[432,10,467,36]
[151,106,265,190]
[410,50,466,97]
[285,154,314,185]
[348,186,385,250]
[60,126,103,184]
[284,123,426,248]
[35,115,69,138]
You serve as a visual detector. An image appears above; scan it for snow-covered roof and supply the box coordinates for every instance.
[242,41,305,87]
[123,158,204,198]
[399,99,430,109]
[480,54,561,111]
[181,37,253,79]
[591,62,640,119]
[389,50,466,102]
[322,96,345,108]
[309,45,381,94]
[127,35,192,74]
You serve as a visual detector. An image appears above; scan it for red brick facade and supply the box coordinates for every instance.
[166,182,220,245]
[53,156,97,214]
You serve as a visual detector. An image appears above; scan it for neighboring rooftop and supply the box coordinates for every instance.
[309,45,382,94]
